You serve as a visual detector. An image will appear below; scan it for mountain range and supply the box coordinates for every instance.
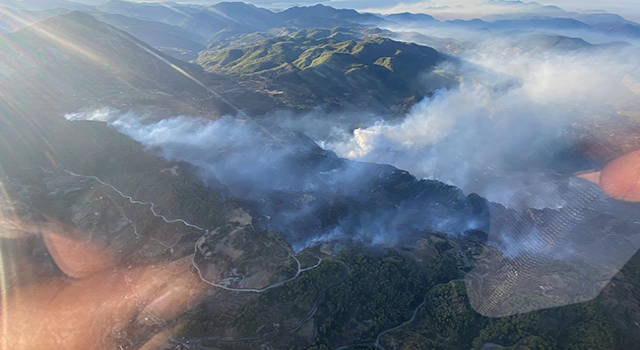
[1,1,640,349]
[3,1,640,62]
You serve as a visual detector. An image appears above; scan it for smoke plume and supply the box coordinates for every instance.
[310,35,640,210]
[65,109,489,251]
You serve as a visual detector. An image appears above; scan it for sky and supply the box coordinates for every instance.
[159,0,640,22]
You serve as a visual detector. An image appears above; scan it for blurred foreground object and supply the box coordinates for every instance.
[0,225,208,350]
[466,150,640,317]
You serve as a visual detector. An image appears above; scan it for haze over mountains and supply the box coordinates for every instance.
[2,0,638,113]
[2,1,640,349]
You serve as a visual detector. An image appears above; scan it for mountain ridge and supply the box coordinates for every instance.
[196,31,452,113]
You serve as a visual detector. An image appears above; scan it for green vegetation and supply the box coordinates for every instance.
[195,29,456,113]
[379,279,621,350]
[233,259,346,335]
[310,252,433,347]
[197,33,440,78]
[182,258,348,345]
[180,243,634,350]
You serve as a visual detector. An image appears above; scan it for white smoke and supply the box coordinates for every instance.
[310,33,640,209]
[65,109,489,250]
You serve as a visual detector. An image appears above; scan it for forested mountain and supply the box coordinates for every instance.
[196,32,453,112]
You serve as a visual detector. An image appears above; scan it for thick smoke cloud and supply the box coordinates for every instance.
[306,35,640,209]
[66,109,489,251]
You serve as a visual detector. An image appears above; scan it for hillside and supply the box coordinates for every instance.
[274,4,385,27]
[196,32,455,112]
[88,12,207,60]
[180,2,278,43]
[0,11,230,113]
[0,11,237,192]
[0,11,291,310]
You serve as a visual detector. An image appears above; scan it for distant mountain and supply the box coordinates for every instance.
[196,31,453,112]
[444,18,491,29]
[88,12,206,60]
[435,13,640,41]
[274,4,385,27]
[511,34,630,53]
[90,11,205,43]
[575,13,638,26]
[483,12,640,40]
[180,2,278,42]
[97,0,202,26]
[491,17,591,30]
[442,17,592,31]
[384,12,437,26]
[568,13,640,39]
[591,21,640,39]
[180,2,388,44]
[211,1,276,23]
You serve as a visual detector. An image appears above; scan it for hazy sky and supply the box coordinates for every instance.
[349,0,640,21]
[178,0,640,22]
[541,0,640,21]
